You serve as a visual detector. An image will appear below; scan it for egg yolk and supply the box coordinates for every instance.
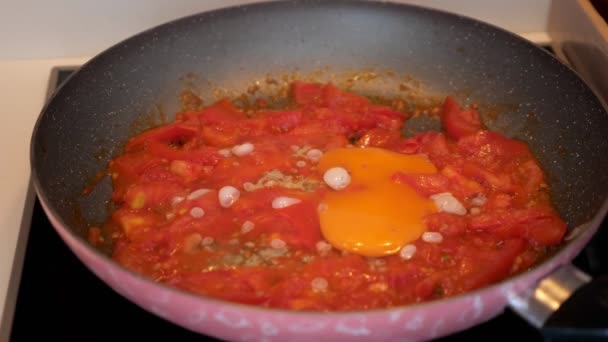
[317,147,438,257]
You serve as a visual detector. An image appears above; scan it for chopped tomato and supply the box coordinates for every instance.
[128,124,197,150]
[440,96,482,139]
[356,127,402,148]
[101,81,567,311]
[291,81,323,106]
[322,82,370,110]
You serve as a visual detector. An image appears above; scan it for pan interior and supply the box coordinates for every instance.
[32,0,608,248]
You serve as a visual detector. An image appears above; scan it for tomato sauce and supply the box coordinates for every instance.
[98,82,567,311]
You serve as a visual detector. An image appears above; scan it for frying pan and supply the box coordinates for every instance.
[30,0,608,340]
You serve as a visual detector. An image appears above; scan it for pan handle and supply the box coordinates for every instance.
[507,263,608,341]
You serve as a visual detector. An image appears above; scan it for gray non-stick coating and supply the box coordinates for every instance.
[32,0,608,241]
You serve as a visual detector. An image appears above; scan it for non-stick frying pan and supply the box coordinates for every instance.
[30,1,608,341]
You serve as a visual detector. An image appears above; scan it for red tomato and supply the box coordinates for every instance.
[322,82,370,110]
[356,128,402,148]
[440,96,482,139]
[104,81,567,311]
[291,81,323,106]
[458,238,526,291]
[391,172,450,196]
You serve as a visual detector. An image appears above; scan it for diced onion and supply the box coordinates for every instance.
[171,195,185,206]
[422,232,444,243]
[218,186,240,208]
[311,277,328,292]
[323,167,351,190]
[306,149,323,162]
[430,192,467,215]
[187,188,211,200]
[231,142,254,156]
[241,220,255,234]
[315,240,332,254]
[189,207,205,218]
[399,244,417,260]
[471,194,487,206]
[270,238,286,249]
[272,196,301,209]
[218,149,232,157]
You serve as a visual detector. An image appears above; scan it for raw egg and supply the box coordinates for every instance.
[317,147,438,257]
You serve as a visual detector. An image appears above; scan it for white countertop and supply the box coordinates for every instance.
[0,56,90,336]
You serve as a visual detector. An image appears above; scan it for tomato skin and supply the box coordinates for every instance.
[266,110,303,133]
[291,81,323,106]
[109,153,163,201]
[356,128,402,148]
[392,172,450,196]
[197,99,243,124]
[458,238,526,291]
[440,96,482,139]
[322,82,370,110]
[395,132,450,158]
[469,208,566,247]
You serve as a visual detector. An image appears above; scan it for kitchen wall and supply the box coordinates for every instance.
[0,0,551,60]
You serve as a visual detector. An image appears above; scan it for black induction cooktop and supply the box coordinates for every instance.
[8,65,608,342]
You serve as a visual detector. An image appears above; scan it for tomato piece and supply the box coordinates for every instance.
[391,172,450,196]
[459,238,526,291]
[112,208,162,240]
[396,132,450,158]
[469,208,567,246]
[414,275,441,300]
[517,159,545,194]
[109,152,163,201]
[461,162,514,192]
[365,105,405,130]
[291,81,323,106]
[425,212,468,237]
[124,181,184,209]
[440,96,482,139]
[322,83,370,110]
[87,227,103,246]
[175,270,270,305]
[356,128,401,148]
[485,193,513,209]
[106,81,566,311]
[440,165,485,198]
[457,131,530,166]
[197,99,243,124]
[126,124,198,152]
[238,191,322,250]
[258,109,303,133]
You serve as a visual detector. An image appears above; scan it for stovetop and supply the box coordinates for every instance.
[9,65,608,341]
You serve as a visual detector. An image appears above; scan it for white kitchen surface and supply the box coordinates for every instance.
[1,0,551,60]
[0,0,554,337]
[0,57,90,331]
